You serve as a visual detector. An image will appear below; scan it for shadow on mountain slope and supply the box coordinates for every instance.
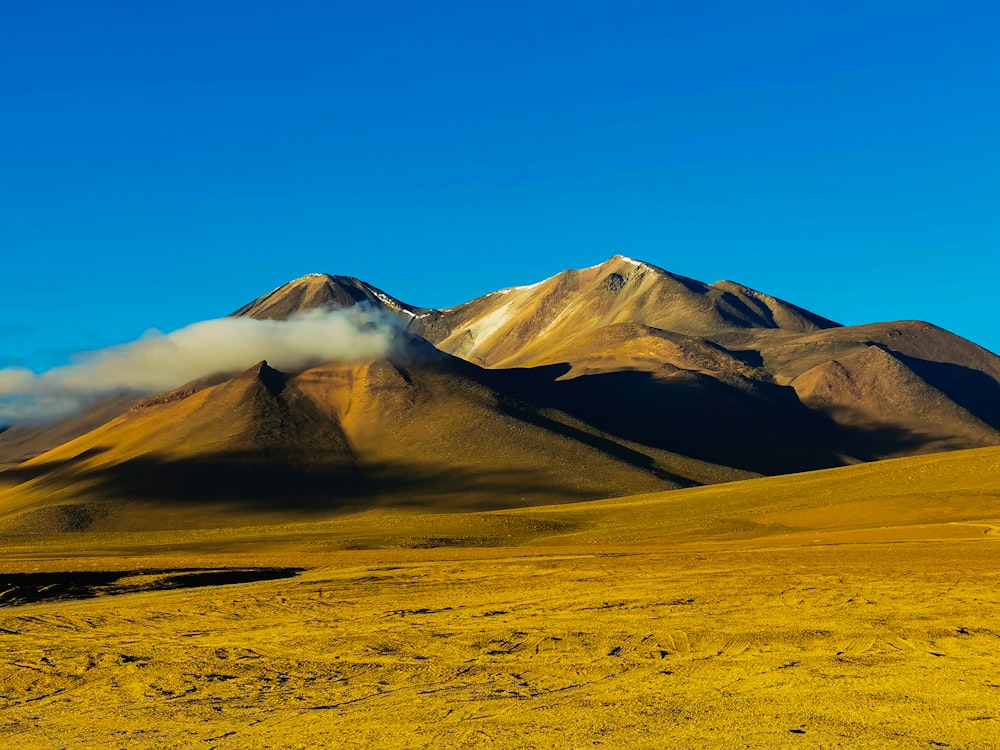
[4,454,606,523]
[812,413,1000,461]
[891,354,1000,431]
[0,447,112,485]
[493,397,698,487]
[487,367,848,475]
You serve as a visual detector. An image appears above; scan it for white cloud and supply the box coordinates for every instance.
[0,308,398,424]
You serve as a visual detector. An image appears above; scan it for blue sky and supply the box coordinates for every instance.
[2,1,998,372]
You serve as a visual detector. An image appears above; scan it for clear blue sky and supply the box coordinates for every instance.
[2,1,998,372]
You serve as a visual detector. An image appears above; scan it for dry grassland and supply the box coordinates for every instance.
[1,447,999,748]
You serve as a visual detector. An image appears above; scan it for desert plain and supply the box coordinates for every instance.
[2,446,998,749]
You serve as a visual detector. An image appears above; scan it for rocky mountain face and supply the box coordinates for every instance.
[2,255,998,530]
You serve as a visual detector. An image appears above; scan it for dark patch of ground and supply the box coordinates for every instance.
[0,567,303,607]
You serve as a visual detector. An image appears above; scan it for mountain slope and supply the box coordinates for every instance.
[411,255,840,367]
[411,261,1000,462]
[724,321,1000,456]
[512,442,1000,547]
[0,392,139,470]
[0,344,752,532]
[792,344,1000,457]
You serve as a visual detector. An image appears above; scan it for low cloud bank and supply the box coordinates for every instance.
[0,308,397,425]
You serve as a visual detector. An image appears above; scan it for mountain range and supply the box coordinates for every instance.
[1,255,998,532]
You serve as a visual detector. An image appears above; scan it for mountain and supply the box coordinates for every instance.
[791,339,1000,457]
[226,256,1000,464]
[1,254,998,532]
[719,321,1000,458]
[0,341,751,532]
[413,256,840,367]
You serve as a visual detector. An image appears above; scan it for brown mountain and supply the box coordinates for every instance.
[714,320,1000,458]
[792,344,999,457]
[411,255,839,367]
[226,256,1000,465]
[0,341,751,532]
[2,255,998,531]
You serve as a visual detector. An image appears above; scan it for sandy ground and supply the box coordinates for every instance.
[1,537,998,749]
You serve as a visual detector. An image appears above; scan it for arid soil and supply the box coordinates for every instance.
[1,532,998,746]
[2,446,999,747]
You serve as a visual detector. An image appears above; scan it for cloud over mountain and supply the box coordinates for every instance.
[0,308,397,424]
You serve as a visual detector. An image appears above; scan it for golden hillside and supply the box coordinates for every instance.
[0,349,752,534]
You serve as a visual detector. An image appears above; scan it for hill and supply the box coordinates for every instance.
[0,341,749,533]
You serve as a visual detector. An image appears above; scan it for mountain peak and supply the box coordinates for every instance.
[606,253,653,268]
[595,254,662,276]
[232,273,424,321]
[594,255,709,290]
[237,360,289,396]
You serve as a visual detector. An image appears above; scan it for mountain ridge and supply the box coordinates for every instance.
[1,254,998,531]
